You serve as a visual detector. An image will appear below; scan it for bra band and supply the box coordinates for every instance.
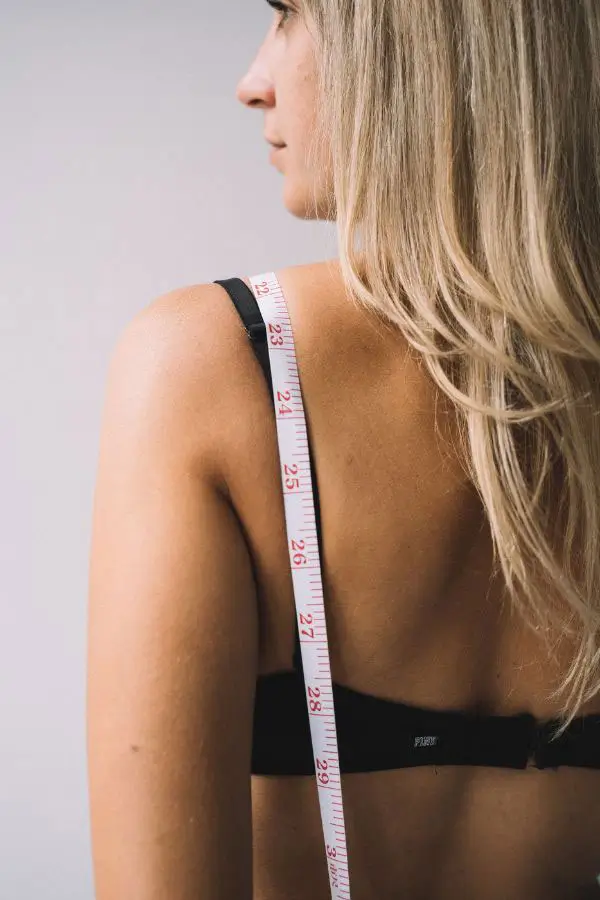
[251,672,600,774]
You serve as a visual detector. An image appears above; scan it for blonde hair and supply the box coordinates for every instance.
[302,0,600,730]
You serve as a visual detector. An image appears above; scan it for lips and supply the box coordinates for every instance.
[269,145,286,163]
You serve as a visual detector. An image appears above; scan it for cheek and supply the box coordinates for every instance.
[285,85,319,162]
[280,39,319,151]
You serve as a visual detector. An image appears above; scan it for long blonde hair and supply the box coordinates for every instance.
[302,0,600,729]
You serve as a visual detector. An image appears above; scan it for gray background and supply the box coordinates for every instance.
[1,3,336,897]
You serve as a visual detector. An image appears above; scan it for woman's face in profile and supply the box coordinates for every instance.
[235,0,333,220]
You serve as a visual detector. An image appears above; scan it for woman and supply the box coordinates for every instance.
[86,1,600,898]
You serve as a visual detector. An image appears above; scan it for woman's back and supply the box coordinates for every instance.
[219,259,600,899]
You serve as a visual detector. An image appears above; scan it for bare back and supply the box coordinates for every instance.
[218,260,600,900]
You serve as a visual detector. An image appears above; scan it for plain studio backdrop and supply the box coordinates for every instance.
[0,2,336,897]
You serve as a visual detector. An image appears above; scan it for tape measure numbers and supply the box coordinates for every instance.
[248,272,352,900]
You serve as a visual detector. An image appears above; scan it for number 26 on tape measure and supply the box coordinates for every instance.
[290,537,307,568]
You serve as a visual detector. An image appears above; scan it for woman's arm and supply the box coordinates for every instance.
[86,288,259,900]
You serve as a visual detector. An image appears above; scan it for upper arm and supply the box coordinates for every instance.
[86,285,259,900]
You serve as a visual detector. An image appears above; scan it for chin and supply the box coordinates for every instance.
[281,181,336,221]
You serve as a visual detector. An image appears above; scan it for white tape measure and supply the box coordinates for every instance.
[248,271,352,900]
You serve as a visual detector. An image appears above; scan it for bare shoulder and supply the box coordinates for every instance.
[106,259,404,496]
[105,280,270,487]
[243,257,395,356]
[240,257,341,298]
[127,261,339,373]
[118,280,255,377]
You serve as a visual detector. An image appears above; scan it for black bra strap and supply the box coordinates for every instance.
[214,277,325,678]
[214,278,274,406]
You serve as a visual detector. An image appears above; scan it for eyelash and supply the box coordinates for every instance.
[267,0,293,30]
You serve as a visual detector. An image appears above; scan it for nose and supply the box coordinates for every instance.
[236,59,276,109]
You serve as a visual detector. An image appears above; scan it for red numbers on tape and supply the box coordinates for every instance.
[269,322,284,346]
[254,281,270,296]
[277,389,293,416]
[299,611,314,640]
[308,685,323,714]
[283,462,300,491]
[290,537,307,568]
[249,272,351,900]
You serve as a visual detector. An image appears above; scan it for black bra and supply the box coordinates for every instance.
[214,276,600,776]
